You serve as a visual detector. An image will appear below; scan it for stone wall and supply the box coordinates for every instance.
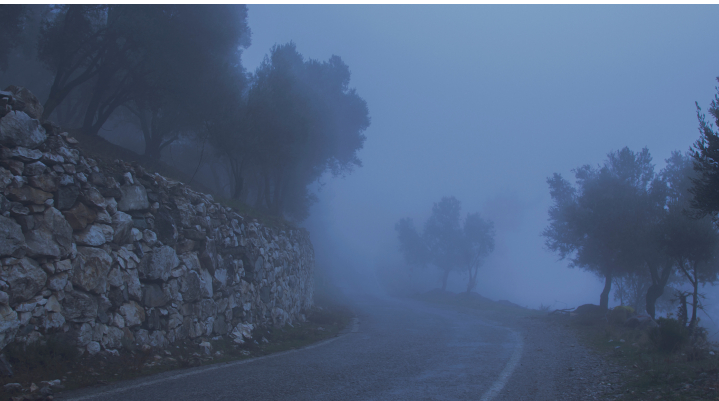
[0,87,314,355]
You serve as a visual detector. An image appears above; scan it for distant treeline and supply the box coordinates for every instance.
[0,5,370,221]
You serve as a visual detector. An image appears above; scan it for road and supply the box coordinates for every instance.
[58,290,531,401]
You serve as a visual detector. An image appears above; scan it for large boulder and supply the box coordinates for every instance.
[72,246,112,294]
[0,111,46,149]
[0,215,25,257]
[4,86,44,120]
[111,211,134,244]
[23,207,73,258]
[119,301,145,327]
[139,245,179,281]
[1,257,47,302]
[62,201,97,230]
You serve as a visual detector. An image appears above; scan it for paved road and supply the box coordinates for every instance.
[58,290,525,401]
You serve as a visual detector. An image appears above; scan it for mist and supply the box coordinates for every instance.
[4,5,719,317]
[239,5,719,313]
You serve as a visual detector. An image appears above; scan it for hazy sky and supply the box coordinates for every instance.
[242,5,719,309]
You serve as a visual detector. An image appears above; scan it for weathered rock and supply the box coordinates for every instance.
[62,201,96,231]
[0,305,19,350]
[1,146,41,161]
[122,269,142,301]
[6,186,52,204]
[154,208,177,246]
[43,312,65,330]
[111,211,133,243]
[139,245,179,281]
[102,326,123,349]
[81,188,106,208]
[0,215,25,256]
[72,246,112,294]
[4,86,44,119]
[86,341,101,355]
[0,167,12,189]
[0,111,46,149]
[142,283,168,308]
[55,186,79,211]
[180,270,201,303]
[74,224,113,246]
[62,290,98,323]
[47,272,68,292]
[1,257,46,302]
[197,299,217,320]
[200,268,213,299]
[23,207,73,258]
[23,161,45,176]
[119,301,145,327]
[28,174,58,192]
[179,252,201,272]
[213,315,228,335]
[116,185,149,211]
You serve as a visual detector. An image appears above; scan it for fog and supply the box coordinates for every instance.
[241,5,719,311]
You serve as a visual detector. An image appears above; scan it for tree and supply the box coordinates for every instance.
[246,42,369,219]
[461,213,495,293]
[691,79,719,220]
[659,151,719,328]
[397,196,495,292]
[544,147,661,310]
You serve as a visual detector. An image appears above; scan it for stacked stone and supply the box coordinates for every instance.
[0,87,314,356]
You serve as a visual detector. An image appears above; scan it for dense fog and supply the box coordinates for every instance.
[5,5,719,334]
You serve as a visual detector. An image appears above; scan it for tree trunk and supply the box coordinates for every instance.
[690,264,699,329]
[645,284,663,319]
[600,272,612,310]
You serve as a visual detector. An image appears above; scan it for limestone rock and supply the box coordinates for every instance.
[74,224,113,246]
[139,245,179,281]
[0,111,46,149]
[23,207,73,258]
[111,211,133,244]
[61,290,98,323]
[116,185,149,211]
[0,305,19,350]
[119,301,145,327]
[0,215,25,256]
[4,86,44,119]
[142,283,168,308]
[72,246,112,294]
[6,186,52,204]
[62,202,96,230]
[1,257,46,302]
[28,174,57,192]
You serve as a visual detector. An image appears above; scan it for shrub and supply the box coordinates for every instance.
[650,317,689,352]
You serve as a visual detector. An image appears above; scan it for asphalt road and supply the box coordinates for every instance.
[58,291,526,401]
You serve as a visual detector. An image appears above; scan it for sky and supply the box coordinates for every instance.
[241,5,719,309]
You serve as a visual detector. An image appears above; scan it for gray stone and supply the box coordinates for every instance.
[6,186,52,204]
[213,315,228,335]
[139,245,179,281]
[62,201,96,230]
[56,147,79,164]
[179,252,201,272]
[23,207,73,258]
[55,186,79,210]
[0,305,19,350]
[180,270,201,303]
[95,209,111,224]
[62,290,98,323]
[102,326,123,349]
[107,268,122,288]
[0,292,7,305]
[122,269,142,301]
[142,283,168,308]
[47,272,68,291]
[1,146,41,161]
[43,312,65,330]
[119,301,145,327]
[1,257,46,302]
[72,246,112,294]
[0,111,46,149]
[74,224,109,246]
[111,211,133,244]
[0,167,12,189]
[81,188,106,208]
[116,185,149,211]
[0,215,25,256]
[196,299,217,320]
[200,268,213,299]
[86,341,101,355]
[5,86,43,119]
[23,161,45,176]
[154,208,177,246]
[28,174,57,192]
[260,286,271,304]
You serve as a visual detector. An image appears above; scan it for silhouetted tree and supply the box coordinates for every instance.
[659,152,719,328]
[461,213,495,293]
[544,147,661,310]
[395,217,429,272]
[691,80,719,220]
[246,43,369,219]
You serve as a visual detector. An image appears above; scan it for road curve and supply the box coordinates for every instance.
[58,292,525,401]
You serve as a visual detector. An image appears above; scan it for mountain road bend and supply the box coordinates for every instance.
[56,291,624,401]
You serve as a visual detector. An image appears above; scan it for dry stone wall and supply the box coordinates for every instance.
[0,87,314,356]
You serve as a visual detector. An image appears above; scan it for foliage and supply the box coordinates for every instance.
[650,317,689,352]
[396,196,495,292]
[544,147,664,309]
[690,79,719,220]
